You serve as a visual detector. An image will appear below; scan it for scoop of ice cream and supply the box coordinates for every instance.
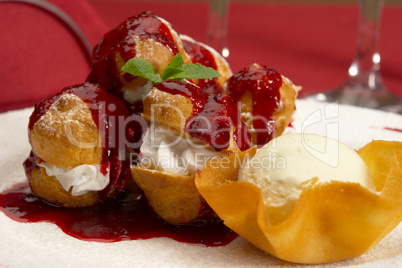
[140,123,223,176]
[239,133,376,225]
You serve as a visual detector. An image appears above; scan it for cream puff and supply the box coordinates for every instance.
[223,63,300,146]
[180,35,232,94]
[24,82,138,207]
[87,11,191,114]
[131,80,250,224]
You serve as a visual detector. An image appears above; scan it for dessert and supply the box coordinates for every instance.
[195,134,402,264]
[86,11,191,113]
[24,82,136,207]
[5,9,399,264]
[239,134,376,225]
[224,64,300,146]
[131,80,251,224]
[0,6,399,264]
[181,35,232,94]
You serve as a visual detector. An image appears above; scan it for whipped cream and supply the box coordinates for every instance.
[123,80,155,104]
[38,162,110,196]
[140,123,222,176]
[239,133,375,225]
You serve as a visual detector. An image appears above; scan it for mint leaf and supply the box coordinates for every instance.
[162,54,221,80]
[161,54,184,80]
[182,63,221,80]
[121,57,162,84]
[121,53,221,84]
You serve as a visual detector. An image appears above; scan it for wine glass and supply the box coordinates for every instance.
[206,0,230,58]
[313,0,402,114]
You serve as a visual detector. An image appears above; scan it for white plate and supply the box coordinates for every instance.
[0,100,402,268]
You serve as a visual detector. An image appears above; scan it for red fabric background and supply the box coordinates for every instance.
[88,1,402,97]
[1,0,401,113]
[0,0,108,112]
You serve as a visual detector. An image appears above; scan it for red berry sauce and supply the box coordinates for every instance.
[0,182,237,246]
[227,64,282,145]
[27,82,139,200]
[384,127,402,133]
[181,37,221,94]
[155,81,251,151]
[86,11,179,101]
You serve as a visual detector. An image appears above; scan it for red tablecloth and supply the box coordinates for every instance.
[1,0,401,113]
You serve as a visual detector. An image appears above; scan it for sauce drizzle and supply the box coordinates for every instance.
[227,64,282,145]
[181,37,221,94]
[155,81,250,151]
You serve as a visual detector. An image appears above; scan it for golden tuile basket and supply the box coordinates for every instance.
[195,140,402,264]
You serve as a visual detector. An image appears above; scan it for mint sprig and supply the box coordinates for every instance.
[121,54,221,84]
[121,57,162,84]
[161,52,185,81]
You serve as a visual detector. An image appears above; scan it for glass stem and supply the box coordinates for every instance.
[206,0,230,57]
[347,0,384,91]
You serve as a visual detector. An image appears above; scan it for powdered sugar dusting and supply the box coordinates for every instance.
[34,94,94,138]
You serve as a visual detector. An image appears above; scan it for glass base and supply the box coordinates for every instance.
[311,83,402,114]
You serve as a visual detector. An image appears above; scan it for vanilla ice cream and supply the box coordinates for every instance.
[140,123,222,176]
[239,133,376,225]
[38,162,110,196]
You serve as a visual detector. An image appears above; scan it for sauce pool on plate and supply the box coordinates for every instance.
[0,182,237,246]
